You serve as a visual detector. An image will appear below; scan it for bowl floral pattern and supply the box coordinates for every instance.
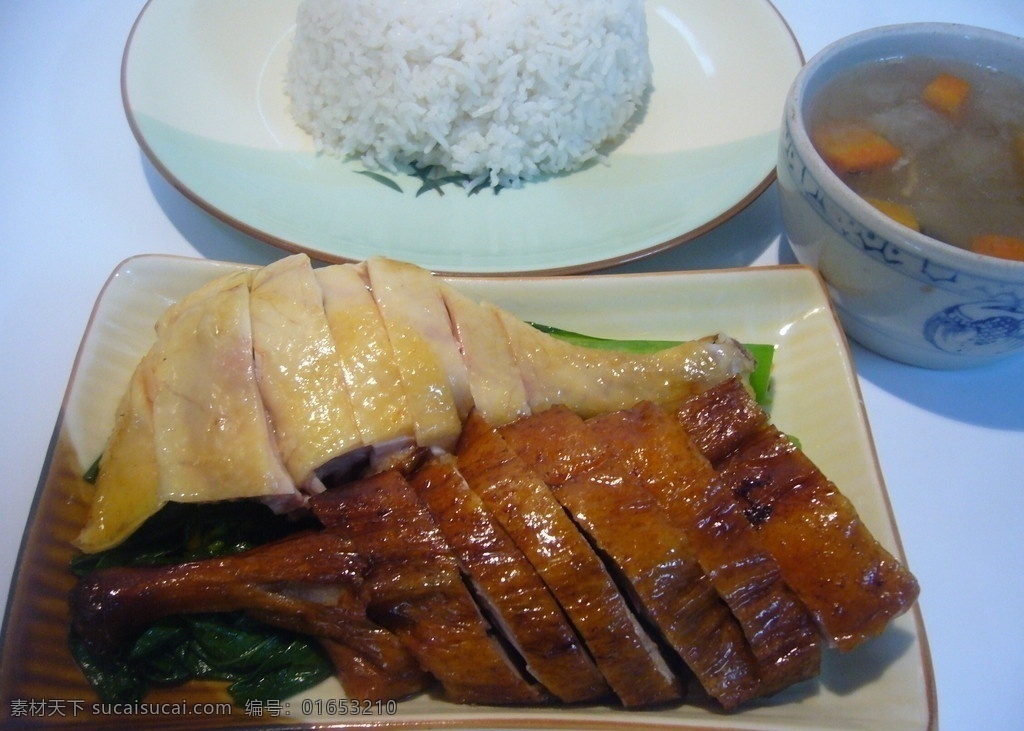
[780,116,1024,361]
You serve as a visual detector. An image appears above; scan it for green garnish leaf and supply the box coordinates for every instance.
[70,502,325,705]
[744,343,776,408]
[70,613,333,705]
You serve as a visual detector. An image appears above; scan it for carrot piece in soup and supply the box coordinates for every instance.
[813,122,902,174]
[970,234,1024,262]
[866,198,920,231]
[922,73,971,118]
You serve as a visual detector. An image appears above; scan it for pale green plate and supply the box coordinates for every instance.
[122,0,802,274]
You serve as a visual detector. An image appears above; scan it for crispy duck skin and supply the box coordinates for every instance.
[586,402,823,696]
[672,377,769,464]
[408,453,610,704]
[69,530,431,701]
[456,411,684,708]
[318,636,432,703]
[68,384,921,709]
[675,380,920,650]
[309,470,548,705]
[500,406,764,709]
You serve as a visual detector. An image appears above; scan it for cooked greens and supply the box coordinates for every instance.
[70,612,332,706]
[70,501,326,705]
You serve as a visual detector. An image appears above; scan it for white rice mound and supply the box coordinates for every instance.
[286,0,652,188]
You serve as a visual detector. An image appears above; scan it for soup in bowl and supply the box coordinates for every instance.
[778,23,1024,369]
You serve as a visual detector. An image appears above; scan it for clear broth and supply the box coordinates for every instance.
[808,56,1024,254]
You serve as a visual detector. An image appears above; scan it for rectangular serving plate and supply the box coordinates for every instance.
[0,255,936,730]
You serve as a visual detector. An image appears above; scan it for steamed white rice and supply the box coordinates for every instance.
[286,0,652,188]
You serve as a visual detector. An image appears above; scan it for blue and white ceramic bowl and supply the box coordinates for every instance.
[777,23,1024,369]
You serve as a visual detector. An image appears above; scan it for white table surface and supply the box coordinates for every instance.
[2,2,1022,729]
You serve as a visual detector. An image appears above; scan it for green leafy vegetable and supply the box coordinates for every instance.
[70,613,332,705]
[531,323,776,406]
[70,502,324,704]
[744,344,776,408]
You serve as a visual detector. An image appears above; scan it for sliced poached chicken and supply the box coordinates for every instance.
[77,270,298,552]
[248,255,364,491]
[76,255,752,552]
[315,261,415,450]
